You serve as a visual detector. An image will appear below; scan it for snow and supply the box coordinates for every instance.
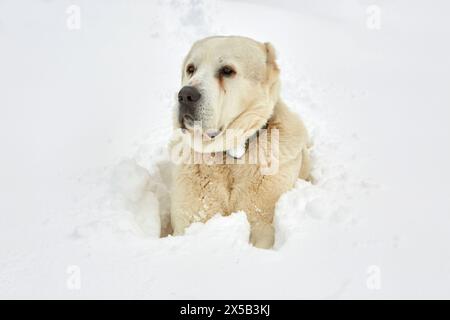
[1,0,450,299]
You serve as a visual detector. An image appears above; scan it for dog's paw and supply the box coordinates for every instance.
[250,223,275,249]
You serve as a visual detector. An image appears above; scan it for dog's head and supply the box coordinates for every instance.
[175,36,280,152]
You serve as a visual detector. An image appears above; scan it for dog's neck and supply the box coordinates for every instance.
[226,118,271,159]
[226,96,280,159]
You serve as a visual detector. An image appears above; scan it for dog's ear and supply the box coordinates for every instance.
[264,42,280,102]
[264,42,279,72]
[264,42,276,64]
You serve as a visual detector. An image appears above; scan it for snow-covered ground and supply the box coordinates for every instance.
[1,0,450,299]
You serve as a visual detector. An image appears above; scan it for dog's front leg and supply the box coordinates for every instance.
[249,221,275,249]
[232,158,302,249]
[169,164,200,235]
[230,179,281,249]
[170,164,231,235]
[170,177,203,235]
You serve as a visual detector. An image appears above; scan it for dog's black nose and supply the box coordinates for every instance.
[178,86,201,107]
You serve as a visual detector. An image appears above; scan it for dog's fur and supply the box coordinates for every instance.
[170,36,310,248]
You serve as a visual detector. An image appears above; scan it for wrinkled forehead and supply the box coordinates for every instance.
[186,37,267,78]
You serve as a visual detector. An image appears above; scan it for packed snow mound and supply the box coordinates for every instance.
[110,159,161,238]
[184,212,251,249]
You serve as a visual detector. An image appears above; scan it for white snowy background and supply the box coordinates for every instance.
[1,0,450,299]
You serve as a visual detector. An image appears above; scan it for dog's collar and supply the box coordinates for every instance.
[226,121,269,159]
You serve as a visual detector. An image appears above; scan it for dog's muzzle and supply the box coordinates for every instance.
[178,86,201,128]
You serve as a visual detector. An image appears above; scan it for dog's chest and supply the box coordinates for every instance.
[192,163,263,212]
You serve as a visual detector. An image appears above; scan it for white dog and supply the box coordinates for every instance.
[169,36,310,248]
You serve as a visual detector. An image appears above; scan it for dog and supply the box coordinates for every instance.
[169,36,310,248]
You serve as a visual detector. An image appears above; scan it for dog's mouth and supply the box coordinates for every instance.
[180,117,222,140]
[179,114,193,130]
[205,128,222,139]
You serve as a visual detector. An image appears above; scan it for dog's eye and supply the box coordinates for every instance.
[186,64,195,75]
[219,66,235,77]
